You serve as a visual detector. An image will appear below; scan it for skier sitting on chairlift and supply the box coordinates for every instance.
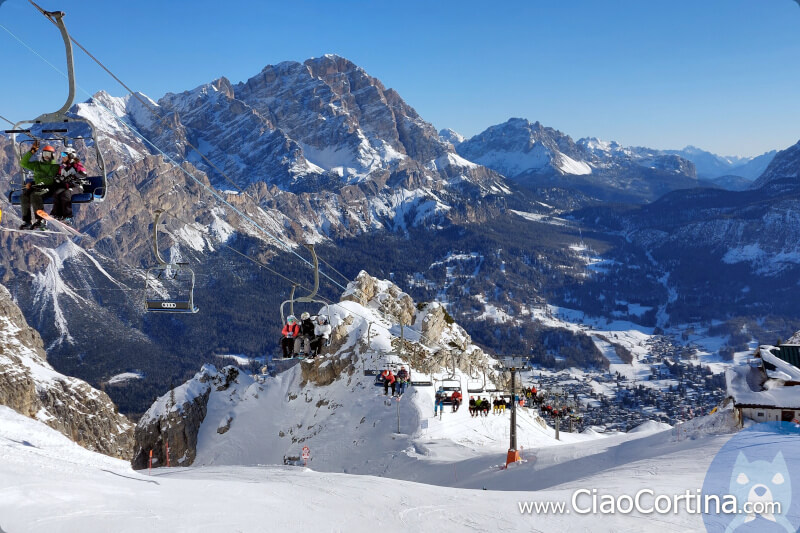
[50,147,87,225]
[395,366,410,396]
[380,368,396,396]
[281,315,300,358]
[18,141,59,230]
[469,396,477,417]
[450,390,462,413]
[309,315,331,358]
[434,388,446,417]
[295,312,315,357]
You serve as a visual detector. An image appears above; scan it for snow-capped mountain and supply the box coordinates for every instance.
[457,118,592,178]
[456,119,699,202]
[438,128,465,147]
[664,145,776,181]
[0,282,133,458]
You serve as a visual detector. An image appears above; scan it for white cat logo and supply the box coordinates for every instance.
[725,451,794,533]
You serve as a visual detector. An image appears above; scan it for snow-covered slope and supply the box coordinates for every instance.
[0,399,742,531]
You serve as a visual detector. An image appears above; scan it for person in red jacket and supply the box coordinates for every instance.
[380,368,396,396]
[281,315,300,358]
[450,390,462,413]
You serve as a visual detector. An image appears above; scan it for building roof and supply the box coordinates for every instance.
[726,363,800,410]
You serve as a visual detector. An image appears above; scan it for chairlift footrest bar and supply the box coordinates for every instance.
[146,300,197,312]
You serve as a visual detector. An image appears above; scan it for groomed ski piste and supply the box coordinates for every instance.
[0,404,740,532]
[0,274,745,532]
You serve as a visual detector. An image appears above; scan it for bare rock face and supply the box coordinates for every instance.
[0,283,134,458]
[300,352,357,387]
[342,270,415,325]
[131,365,239,469]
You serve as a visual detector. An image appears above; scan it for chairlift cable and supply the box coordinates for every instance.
[154,211,315,292]
[151,213,453,354]
[0,114,15,126]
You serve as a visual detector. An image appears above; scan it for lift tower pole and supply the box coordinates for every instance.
[504,358,528,468]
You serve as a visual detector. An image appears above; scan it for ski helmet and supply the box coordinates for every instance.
[287,315,296,323]
[62,147,77,158]
[317,315,328,324]
[301,312,310,320]
[41,145,56,160]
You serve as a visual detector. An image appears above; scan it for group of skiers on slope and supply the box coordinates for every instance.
[281,312,331,358]
[378,367,410,397]
[434,388,462,416]
[17,141,90,230]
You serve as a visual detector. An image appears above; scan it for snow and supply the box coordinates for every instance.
[470,145,551,177]
[723,243,800,275]
[107,372,145,385]
[726,364,800,408]
[759,346,800,382]
[557,153,592,175]
[0,402,743,532]
[510,209,571,227]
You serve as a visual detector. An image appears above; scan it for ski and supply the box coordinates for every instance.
[35,210,87,238]
[0,227,67,237]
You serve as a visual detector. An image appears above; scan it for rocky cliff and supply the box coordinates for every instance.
[0,283,134,458]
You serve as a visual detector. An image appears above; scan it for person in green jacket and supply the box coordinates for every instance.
[19,140,60,230]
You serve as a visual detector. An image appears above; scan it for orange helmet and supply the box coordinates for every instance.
[42,145,56,153]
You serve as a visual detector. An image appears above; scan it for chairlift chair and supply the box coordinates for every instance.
[436,377,462,392]
[467,367,486,394]
[5,10,107,206]
[144,210,199,313]
[279,244,330,325]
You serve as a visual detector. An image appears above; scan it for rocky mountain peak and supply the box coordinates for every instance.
[750,139,800,190]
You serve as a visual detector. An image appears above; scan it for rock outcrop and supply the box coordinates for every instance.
[131,365,240,469]
[0,283,134,458]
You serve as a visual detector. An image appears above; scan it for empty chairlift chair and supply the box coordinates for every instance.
[144,211,199,314]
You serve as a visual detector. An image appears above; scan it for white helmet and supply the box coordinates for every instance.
[287,315,297,323]
[301,312,310,320]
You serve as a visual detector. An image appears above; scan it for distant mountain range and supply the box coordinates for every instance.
[1,53,798,417]
[443,119,777,199]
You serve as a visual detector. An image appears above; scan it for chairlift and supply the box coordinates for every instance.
[436,377,462,392]
[5,10,107,206]
[467,366,486,394]
[279,244,330,324]
[144,210,199,313]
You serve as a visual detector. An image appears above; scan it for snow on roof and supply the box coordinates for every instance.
[759,345,800,382]
[726,363,800,409]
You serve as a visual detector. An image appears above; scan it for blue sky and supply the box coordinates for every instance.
[0,0,798,157]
